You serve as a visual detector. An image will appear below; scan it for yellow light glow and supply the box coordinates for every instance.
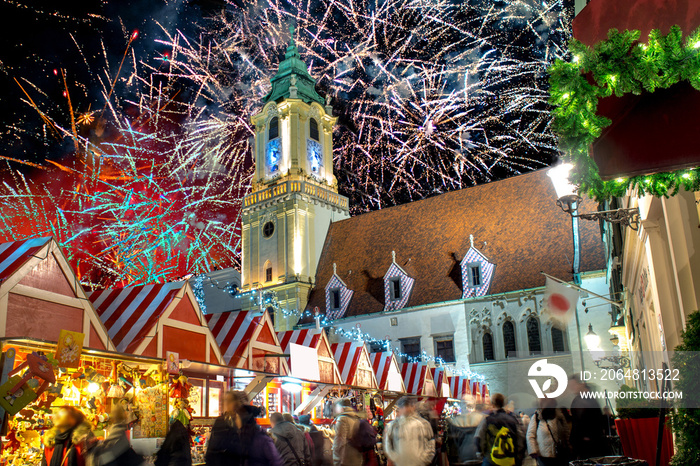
[87,383,100,394]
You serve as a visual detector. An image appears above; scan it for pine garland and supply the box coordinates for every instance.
[548,26,700,200]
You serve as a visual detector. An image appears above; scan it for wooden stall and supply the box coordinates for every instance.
[277,329,341,384]
[369,351,405,393]
[401,362,437,397]
[332,342,378,389]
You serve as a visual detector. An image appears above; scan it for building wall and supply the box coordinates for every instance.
[329,270,620,405]
[618,189,700,390]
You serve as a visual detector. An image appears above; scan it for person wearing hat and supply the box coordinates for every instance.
[384,397,436,466]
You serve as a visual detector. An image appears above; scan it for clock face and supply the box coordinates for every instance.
[307,139,322,173]
[266,138,281,173]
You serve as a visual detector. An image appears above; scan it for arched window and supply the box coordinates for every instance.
[269,117,279,140]
[527,317,542,355]
[552,326,566,353]
[483,333,495,361]
[310,118,319,141]
[503,321,516,358]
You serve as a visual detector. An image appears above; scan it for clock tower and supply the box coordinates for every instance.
[240,26,350,330]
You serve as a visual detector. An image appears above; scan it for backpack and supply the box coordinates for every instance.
[489,425,516,466]
[349,418,377,452]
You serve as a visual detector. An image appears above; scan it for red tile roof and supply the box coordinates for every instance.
[303,169,606,320]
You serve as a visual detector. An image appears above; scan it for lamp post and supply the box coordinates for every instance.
[547,163,641,230]
[585,323,631,370]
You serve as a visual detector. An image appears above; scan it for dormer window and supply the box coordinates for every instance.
[310,118,319,141]
[461,246,495,298]
[468,263,482,287]
[330,288,341,310]
[390,278,402,300]
[325,267,353,320]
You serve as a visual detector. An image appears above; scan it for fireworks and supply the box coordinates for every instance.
[159,0,571,211]
[0,0,571,287]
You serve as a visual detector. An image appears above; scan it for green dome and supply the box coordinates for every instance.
[263,26,324,105]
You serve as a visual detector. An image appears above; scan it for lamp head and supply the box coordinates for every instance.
[584,323,601,351]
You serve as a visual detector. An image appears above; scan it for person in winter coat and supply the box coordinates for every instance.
[92,405,144,466]
[526,399,570,466]
[238,404,283,466]
[270,412,312,466]
[205,391,248,466]
[155,420,192,466]
[42,407,95,466]
[384,397,436,466]
[476,393,525,466]
[332,399,363,466]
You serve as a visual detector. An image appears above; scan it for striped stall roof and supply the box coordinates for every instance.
[430,367,446,391]
[277,329,322,353]
[0,237,52,282]
[89,282,184,353]
[401,362,429,395]
[472,380,481,397]
[369,352,394,390]
[332,342,365,385]
[206,311,258,366]
[449,376,470,399]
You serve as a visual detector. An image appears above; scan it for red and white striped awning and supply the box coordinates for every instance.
[206,311,258,366]
[370,352,393,389]
[89,282,184,353]
[472,380,481,398]
[277,329,322,353]
[430,367,446,392]
[401,362,433,395]
[449,376,470,399]
[332,342,364,385]
[0,237,52,282]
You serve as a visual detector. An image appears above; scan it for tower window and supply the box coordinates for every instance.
[483,333,495,361]
[265,266,273,282]
[330,289,341,310]
[262,221,275,238]
[310,118,319,141]
[269,117,279,140]
[390,278,401,300]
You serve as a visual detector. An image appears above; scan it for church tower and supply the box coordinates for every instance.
[240,26,350,330]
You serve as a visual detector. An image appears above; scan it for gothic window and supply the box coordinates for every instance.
[269,117,279,140]
[503,321,516,358]
[527,317,542,355]
[483,333,494,361]
[552,326,566,353]
[400,337,421,363]
[265,265,273,283]
[310,118,319,141]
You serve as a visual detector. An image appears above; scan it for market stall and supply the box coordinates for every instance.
[0,237,113,352]
[401,362,437,397]
[369,351,405,393]
[430,367,450,398]
[331,342,378,390]
[448,375,471,401]
[88,281,223,365]
[206,310,288,375]
[277,329,341,385]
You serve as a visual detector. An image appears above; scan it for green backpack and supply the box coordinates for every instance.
[490,425,516,466]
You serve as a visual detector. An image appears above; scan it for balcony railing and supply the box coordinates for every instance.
[244,179,349,210]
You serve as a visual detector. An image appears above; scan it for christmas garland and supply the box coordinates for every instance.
[548,25,700,200]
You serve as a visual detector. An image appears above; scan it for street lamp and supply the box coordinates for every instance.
[584,323,601,351]
[547,163,641,230]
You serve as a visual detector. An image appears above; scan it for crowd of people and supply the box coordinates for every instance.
[40,384,611,466]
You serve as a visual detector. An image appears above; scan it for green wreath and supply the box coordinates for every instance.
[548,25,700,201]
